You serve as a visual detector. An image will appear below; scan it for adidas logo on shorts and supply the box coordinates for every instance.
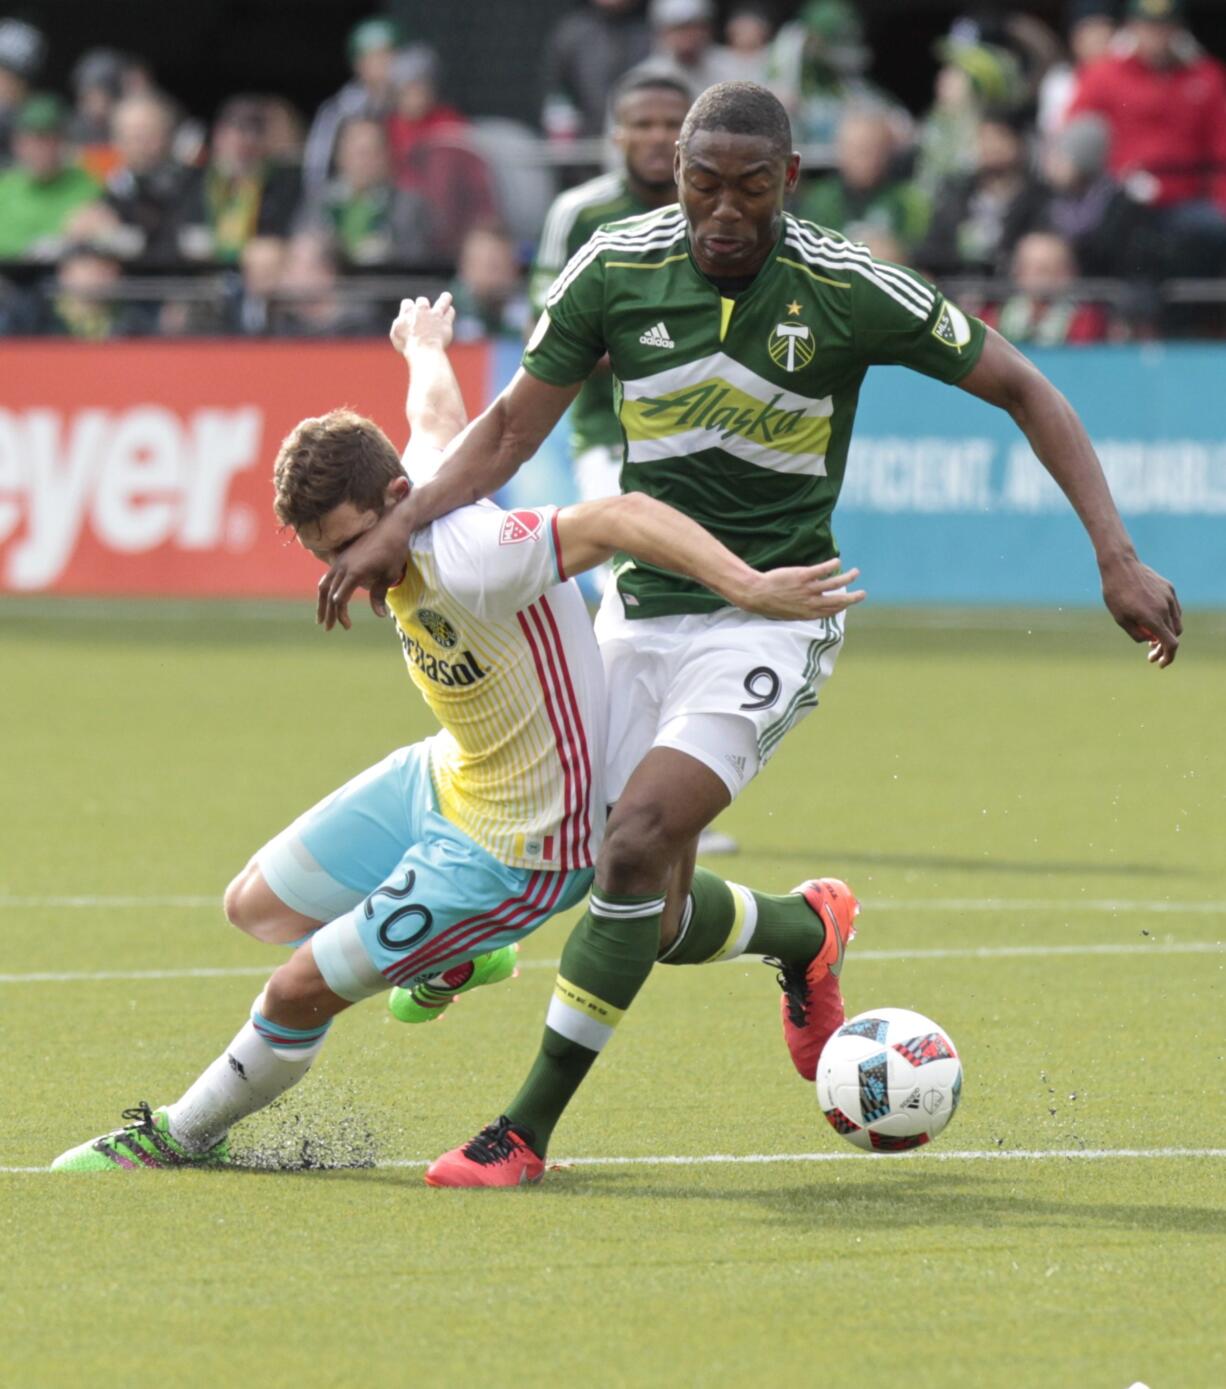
[639,320,675,349]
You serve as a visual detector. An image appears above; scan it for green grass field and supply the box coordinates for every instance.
[1,599,1223,1389]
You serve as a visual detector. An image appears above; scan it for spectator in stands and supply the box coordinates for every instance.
[917,109,1047,276]
[67,48,128,181]
[801,109,930,255]
[768,0,908,149]
[272,230,380,337]
[1040,112,1155,279]
[1068,0,1226,275]
[16,243,152,338]
[984,230,1109,344]
[297,115,431,268]
[302,16,398,195]
[0,95,100,261]
[915,28,1026,198]
[0,16,45,165]
[723,6,775,85]
[449,225,530,342]
[228,235,286,335]
[645,0,740,93]
[261,97,307,171]
[541,0,651,142]
[1038,0,1119,133]
[171,96,300,265]
[64,93,186,266]
[388,46,499,261]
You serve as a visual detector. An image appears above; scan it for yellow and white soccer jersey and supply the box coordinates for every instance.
[385,498,606,873]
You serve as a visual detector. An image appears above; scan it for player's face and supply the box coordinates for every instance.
[296,500,384,567]
[296,476,409,565]
[677,130,800,276]
[615,89,689,191]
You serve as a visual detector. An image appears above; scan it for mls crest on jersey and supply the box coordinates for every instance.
[767,320,815,373]
[500,509,544,545]
[416,608,458,649]
[931,298,972,350]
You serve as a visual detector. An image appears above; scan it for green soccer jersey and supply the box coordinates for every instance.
[524,205,987,618]
[529,172,653,454]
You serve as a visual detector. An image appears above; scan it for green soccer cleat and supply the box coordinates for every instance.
[388,943,519,1024]
[51,1101,231,1172]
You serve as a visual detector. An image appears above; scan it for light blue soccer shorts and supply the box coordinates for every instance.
[256,738,592,1002]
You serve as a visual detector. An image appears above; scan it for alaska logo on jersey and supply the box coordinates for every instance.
[395,619,487,689]
[416,607,458,649]
[767,320,815,373]
[630,383,811,446]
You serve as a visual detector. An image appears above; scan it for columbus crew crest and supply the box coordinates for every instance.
[767,319,815,373]
[416,608,458,649]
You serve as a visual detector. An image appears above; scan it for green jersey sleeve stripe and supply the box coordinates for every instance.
[537,172,623,269]
[784,225,935,320]
[545,220,687,308]
[787,217,937,311]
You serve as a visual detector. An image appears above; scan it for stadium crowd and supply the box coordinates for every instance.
[1,0,1225,342]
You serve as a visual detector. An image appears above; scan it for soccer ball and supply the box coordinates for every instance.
[816,1007,962,1153]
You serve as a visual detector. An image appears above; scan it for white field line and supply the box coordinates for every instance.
[1,894,1224,914]
[0,939,1221,986]
[3,1147,1225,1176]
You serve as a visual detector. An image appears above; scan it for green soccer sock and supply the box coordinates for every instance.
[657,867,825,967]
[505,889,664,1156]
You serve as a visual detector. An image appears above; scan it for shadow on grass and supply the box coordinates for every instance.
[528,1169,1226,1236]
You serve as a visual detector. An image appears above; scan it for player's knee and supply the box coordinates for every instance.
[224,862,292,942]
[598,801,677,893]
[262,955,332,1023]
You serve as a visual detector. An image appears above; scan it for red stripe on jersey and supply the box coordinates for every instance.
[523,600,590,872]
[550,509,567,581]
[537,594,594,862]
[517,605,579,870]
[384,870,557,985]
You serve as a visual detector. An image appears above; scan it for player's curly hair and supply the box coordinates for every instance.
[679,81,792,161]
[273,408,405,530]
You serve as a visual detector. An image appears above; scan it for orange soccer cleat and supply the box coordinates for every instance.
[770,877,860,1083]
[424,1116,545,1188]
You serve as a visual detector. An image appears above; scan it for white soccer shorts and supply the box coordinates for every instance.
[595,589,845,802]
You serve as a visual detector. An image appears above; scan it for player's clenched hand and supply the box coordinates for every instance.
[1099,554,1182,668]
[739,558,866,621]
[316,509,417,631]
[390,292,454,356]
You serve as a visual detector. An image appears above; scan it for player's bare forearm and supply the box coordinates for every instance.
[317,369,579,630]
[959,328,1182,665]
[394,294,467,450]
[555,493,866,621]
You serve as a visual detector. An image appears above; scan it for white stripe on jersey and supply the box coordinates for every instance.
[538,171,625,269]
[546,210,687,307]
[786,218,936,312]
[784,221,934,320]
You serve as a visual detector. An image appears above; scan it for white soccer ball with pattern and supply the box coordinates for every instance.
[816,1007,962,1152]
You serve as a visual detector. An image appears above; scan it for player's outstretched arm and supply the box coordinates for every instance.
[958,328,1182,667]
[317,367,580,630]
[555,493,866,621]
[392,293,467,451]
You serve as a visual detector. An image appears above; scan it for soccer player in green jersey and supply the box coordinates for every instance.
[530,69,691,506]
[318,82,1182,1187]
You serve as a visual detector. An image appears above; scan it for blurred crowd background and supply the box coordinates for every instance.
[2,0,1226,346]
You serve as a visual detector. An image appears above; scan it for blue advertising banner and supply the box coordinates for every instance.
[498,341,1226,607]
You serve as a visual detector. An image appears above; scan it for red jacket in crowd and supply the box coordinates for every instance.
[1068,45,1226,212]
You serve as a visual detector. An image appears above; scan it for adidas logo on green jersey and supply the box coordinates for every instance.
[638,321,674,349]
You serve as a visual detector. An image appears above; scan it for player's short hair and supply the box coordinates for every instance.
[612,68,693,115]
[679,80,792,162]
[273,408,404,530]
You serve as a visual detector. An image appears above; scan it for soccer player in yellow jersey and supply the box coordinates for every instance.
[51,294,861,1172]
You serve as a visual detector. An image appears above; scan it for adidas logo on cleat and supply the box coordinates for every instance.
[639,320,674,349]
